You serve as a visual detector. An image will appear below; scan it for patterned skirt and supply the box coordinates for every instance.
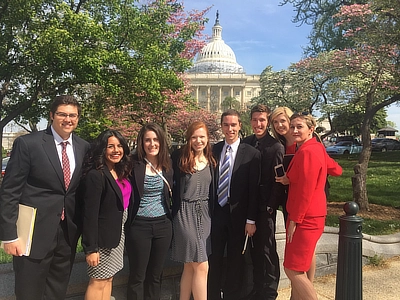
[87,209,127,279]
[171,199,211,263]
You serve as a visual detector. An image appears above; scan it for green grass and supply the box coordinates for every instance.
[367,254,387,267]
[325,215,400,235]
[326,151,400,234]
[327,151,400,208]
[0,250,12,264]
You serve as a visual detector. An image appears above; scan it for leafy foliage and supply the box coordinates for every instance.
[278,0,400,210]
[0,0,210,145]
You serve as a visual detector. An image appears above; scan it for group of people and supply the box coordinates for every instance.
[0,94,342,300]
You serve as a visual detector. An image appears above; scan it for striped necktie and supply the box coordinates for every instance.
[217,145,231,207]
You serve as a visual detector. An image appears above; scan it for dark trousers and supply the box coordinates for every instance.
[208,204,246,300]
[125,215,172,300]
[249,210,280,300]
[13,221,75,300]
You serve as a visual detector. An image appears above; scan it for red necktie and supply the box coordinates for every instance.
[61,141,71,189]
[60,142,70,221]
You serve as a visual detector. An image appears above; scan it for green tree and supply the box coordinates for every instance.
[1,0,116,148]
[294,2,400,209]
[221,96,241,111]
[281,0,367,55]
[0,0,209,147]
[331,109,388,136]
[253,65,323,113]
[239,108,252,138]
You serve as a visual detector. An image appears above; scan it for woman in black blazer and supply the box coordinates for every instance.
[125,123,173,300]
[80,130,132,300]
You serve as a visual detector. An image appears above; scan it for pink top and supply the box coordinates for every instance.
[116,178,132,209]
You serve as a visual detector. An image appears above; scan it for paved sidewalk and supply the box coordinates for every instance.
[277,256,400,300]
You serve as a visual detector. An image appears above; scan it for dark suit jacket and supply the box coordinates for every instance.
[80,168,132,254]
[0,127,89,259]
[242,133,285,210]
[127,156,173,226]
[171,149,216,218]
[212,140,261,232]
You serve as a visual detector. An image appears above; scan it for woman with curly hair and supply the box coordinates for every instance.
[80,129,132,300]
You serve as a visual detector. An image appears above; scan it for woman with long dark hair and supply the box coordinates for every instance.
[171,121,217,300]
[80,130,132,300]
[125,123,173,300]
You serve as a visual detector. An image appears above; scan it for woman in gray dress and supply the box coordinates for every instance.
[171,121,216,300]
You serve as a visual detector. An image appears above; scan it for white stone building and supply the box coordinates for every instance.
[186,12,261,112]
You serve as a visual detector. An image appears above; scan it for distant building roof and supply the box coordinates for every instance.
[377,127,398,132]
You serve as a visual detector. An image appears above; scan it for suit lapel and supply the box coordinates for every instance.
[232,143,245,176]
[42,129,65,189]
[103,168,124,206]
[134,160,145,199]
[214,142,224,161]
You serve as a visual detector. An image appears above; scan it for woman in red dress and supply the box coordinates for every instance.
[276,113,342,299]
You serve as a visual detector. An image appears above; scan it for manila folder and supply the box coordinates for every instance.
[17,204,37,256]
[0,204,37,256]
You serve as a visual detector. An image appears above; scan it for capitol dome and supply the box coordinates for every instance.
[188,12,245,74]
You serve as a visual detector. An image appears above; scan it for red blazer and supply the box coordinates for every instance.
[286,138,342,223]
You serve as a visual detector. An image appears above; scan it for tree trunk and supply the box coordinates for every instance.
[352,93,375,211]
[352,163,369,210]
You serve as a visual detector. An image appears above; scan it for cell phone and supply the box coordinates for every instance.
[274,164,285,177]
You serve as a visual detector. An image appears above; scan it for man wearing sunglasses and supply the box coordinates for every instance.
[0,95,90,299]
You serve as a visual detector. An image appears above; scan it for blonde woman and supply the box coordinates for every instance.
[270,106,295,153]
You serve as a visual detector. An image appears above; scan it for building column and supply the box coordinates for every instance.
[219,86,222,112]
[196,87,199,105]
[207,87,211,111]
[241,87,245,109]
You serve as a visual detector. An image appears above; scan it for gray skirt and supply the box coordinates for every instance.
[171,199,211,263]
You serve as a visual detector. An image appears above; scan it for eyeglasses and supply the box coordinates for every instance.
[55,112,79,120]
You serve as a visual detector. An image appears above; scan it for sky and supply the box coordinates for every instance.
[184,0,400,130]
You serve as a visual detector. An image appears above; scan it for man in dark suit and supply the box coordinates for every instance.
[208,109,261,300]
[0,95,90,299]
[242,104,285,300]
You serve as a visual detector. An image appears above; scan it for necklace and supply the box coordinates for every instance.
[194,157,207,171]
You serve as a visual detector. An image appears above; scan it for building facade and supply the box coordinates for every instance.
[186,12,260,112]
